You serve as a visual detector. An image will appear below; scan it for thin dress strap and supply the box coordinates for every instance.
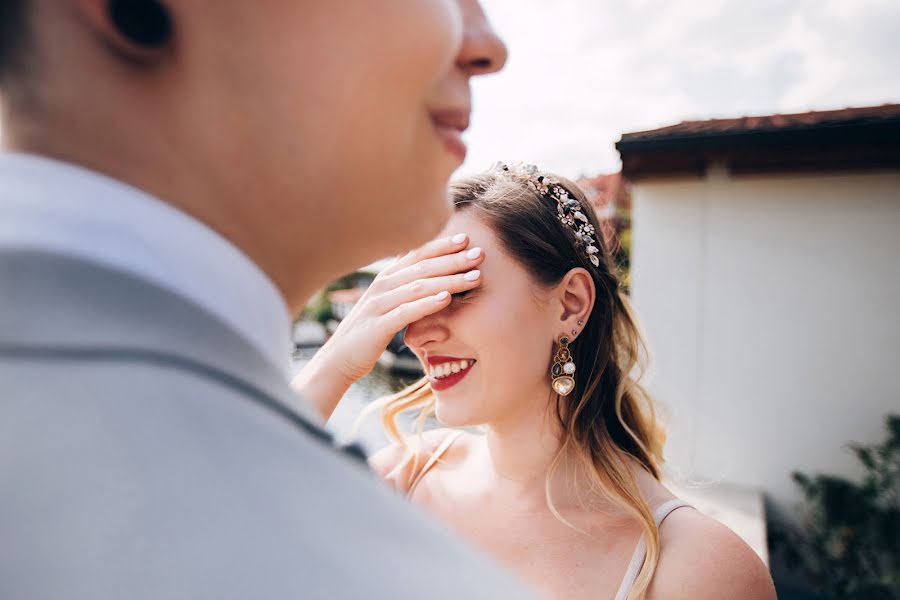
[405,430,463,500]
[612,498,692,600]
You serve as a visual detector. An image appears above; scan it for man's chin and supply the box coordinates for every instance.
[391,203,454,255]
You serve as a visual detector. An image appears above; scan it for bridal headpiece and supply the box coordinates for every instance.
[492,162,601,267]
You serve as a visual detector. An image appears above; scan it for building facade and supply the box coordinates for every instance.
[616,105,900,511]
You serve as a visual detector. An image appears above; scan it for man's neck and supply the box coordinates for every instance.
[2,123,327,314]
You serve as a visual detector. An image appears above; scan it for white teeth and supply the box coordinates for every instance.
[430,359,475,380]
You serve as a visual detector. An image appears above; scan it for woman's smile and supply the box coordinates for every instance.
[427,355,477,391]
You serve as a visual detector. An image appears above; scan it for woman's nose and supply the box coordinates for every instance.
[404,313,450,351]
[456,0,508,76]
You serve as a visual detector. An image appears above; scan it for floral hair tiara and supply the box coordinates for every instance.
[493,162,601,267]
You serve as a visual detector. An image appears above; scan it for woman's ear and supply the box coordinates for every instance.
[555,268,595,341]
[74,0,173,63]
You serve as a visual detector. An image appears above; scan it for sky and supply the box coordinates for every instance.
[459,0,900,179]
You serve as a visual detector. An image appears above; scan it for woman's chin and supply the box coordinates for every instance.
[434,401,480,429]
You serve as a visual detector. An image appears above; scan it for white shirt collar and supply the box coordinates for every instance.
[0,152,294,378]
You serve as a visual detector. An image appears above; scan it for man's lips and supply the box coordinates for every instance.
[429,109,470,132]
[429,109,470,161]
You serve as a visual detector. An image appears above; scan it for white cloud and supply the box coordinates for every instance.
[458,0,900,179]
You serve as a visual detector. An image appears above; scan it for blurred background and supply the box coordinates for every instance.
[463,0,900,177]
[303,1,900,597]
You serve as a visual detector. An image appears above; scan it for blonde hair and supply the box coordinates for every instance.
[368,171,666,599]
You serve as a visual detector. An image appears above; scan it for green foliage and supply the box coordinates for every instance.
[612,209,632,293]
[300,288,333,325]
[771,414,900,599]
[330,271,373,291]
[299,271,376,326]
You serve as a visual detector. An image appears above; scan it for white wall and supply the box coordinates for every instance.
[631,166,900,509]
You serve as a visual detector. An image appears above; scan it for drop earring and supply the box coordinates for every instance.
[551,336,577,396]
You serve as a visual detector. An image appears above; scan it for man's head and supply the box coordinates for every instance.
[0,0,28,86]
[0,0,507,312]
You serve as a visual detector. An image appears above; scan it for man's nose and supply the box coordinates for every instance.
[456,0,508,76]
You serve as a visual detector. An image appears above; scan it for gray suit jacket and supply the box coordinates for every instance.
[0,250,533,599]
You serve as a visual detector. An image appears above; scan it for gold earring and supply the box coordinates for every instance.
[551,336,576,396]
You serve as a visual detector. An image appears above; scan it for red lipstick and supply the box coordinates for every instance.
[425,356,476,392]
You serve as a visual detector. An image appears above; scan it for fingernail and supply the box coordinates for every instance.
[464,270,481,281]
[435,291,450,301]
[451,233,467,244]
[466,247,482,260]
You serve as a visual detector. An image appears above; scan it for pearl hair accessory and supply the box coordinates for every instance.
[493,162,601,267]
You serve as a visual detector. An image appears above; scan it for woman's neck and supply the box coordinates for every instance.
[479,388,664,516]
[485,414,561,485]
[481,391,586,511]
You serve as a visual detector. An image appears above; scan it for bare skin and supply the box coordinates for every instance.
[1,0,507,313]
[294,211,777,600]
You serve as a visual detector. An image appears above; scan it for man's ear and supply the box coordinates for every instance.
[75,0,173,62]
[555,267,595,341]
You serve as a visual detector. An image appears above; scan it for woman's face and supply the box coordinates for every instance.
[186,0,507,277]
[404,211,558,428]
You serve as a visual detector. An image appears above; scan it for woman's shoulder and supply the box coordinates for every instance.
[648,505,776,600]
[368,428,474,493]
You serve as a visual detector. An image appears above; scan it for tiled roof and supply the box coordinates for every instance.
[619,103,900,143]
[616,103,900,178]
